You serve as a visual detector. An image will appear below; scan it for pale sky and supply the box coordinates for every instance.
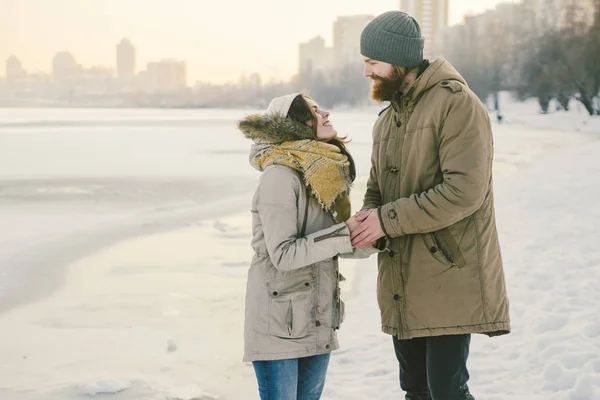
[1,0,516,84]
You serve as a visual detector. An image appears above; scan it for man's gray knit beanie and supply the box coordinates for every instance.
[360,11,424,68]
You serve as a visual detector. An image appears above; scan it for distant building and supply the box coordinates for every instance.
[399,0,449,59]
[298,36,334,76]
[6,56,26,82]
[85,66,114,79]
[117,38,136,79]
[78,66,116,94]
[52,52,81,82]
[249,73,262,87]
[139,59,187,92]
[242,72,262,89]
[333,15,374,68]
[435,2,531,65]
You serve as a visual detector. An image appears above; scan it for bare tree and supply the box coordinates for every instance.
[518,31,563,113]
[551,0,600,115]
[517,0,599,115]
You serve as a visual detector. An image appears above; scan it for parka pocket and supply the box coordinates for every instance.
[423,229,466,268]
[267,272,314,339]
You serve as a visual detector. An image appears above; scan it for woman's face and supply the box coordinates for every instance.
[304,97,337,142]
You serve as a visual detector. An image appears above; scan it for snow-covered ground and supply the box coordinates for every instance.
[0,100,598,400]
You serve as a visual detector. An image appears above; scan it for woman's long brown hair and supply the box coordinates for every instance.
[287,94,356,182]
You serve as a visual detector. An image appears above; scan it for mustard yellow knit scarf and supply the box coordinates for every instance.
[252,140,352,223]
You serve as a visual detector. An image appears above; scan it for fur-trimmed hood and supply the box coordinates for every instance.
[238,112,317,171]
[238,112,315,144]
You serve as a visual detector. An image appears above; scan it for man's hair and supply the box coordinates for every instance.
[393,65,409,77]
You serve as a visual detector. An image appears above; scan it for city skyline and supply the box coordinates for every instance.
[1,0,521,84]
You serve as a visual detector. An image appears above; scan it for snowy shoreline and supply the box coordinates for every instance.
[0,178,256,316]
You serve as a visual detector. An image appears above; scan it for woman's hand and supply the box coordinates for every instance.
[345,216,359,233]
[346,209,371,236]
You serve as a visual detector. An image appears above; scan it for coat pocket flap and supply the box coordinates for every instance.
[267,271,314,297]
[423,229,466,268]
[434,229,466,267]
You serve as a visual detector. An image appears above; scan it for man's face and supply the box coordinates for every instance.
[363,57,406,102]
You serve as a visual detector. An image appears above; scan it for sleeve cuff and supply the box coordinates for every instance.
[333,223,354,255]
[374,236,390,251]
[378,204,402,238]
[377,206,391,237]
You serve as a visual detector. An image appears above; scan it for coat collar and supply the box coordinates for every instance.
[390,58,467,111]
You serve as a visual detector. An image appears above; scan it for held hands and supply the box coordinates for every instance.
[345,209,386,248]
[345,215,359,232]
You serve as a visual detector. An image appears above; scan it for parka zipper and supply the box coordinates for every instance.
[314,227,349,243]
[395,100,409,338]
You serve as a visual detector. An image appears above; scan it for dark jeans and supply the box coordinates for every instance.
[393,334,474,400]
[252,353,330,400]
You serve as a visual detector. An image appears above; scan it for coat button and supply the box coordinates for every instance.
[316,321,321,327]
[430,247,438,254]
[396,121,402,127]
[272,291,278,296]
[325,344,330,349]
[389,250,396,257]
[393,294,401,300]
[305,282,310,287]
[388,209,397,219]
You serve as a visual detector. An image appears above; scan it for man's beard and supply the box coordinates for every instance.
[370,67,407,102]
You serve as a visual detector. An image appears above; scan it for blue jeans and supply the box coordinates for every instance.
[252,353,330,400]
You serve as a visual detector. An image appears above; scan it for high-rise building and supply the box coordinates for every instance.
[117,38,136,79]
[399,0,449,59]
[298,36,334,76]
[6,56,26,82]
[333,15,374,68]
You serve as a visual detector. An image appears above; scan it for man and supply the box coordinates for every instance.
[349,11,511,400]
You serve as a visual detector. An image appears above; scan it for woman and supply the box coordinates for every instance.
[238,93,384,400]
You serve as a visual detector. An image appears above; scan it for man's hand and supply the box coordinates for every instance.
[351,209,385,248]
[354,209,371,223]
